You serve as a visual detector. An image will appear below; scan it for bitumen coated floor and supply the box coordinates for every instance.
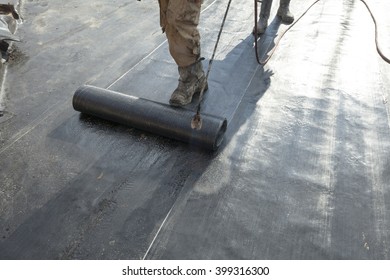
[0,0,390,259]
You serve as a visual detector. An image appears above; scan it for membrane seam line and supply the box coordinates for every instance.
[142,203,175,260]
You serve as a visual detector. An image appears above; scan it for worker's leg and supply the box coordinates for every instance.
[255,0,273,35]
[277,0,294,24]
[165,0,201,67]
[160,0,207,106]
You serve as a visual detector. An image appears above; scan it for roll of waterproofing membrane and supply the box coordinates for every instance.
[73,85,227,150]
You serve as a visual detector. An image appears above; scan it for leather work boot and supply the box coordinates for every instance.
[277,0,294,24]
[254,0,272,35]
[169,60,208,107]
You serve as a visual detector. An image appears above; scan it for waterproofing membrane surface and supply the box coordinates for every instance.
[0,0,390,259]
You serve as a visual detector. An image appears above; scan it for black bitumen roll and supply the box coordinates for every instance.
[72,85,227,150]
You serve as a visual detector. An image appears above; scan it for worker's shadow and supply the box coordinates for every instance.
[195,15,282,152]
[75,16,282,155]
[143,17,284,258]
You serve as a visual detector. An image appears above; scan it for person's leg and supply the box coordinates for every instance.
[165,0,201,66]
[277,0,294,24]
[255,0,273,35]
[161,0,207,106]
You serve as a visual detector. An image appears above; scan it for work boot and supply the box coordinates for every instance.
[255,17,269,35]
[169,60,208,107]
[254,0,272,35]
[277,0,294,24]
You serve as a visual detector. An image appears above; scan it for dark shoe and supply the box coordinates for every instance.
[253,17,268,35]
[169,61,208,107]
[277,0,294,24]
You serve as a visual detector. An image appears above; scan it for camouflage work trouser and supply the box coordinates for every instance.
[158,0,202,67]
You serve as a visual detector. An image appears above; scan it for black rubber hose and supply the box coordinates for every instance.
[73,85,227,151]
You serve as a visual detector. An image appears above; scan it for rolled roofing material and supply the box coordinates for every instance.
[73,85,227,151]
